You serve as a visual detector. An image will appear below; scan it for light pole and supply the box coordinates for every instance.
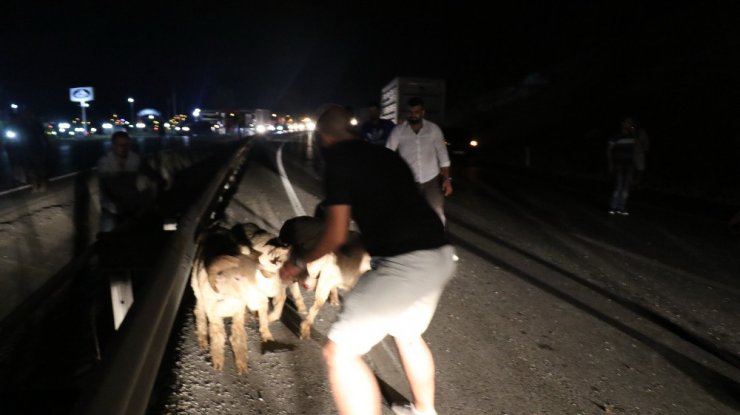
[128,97,135,123]
[81,102,90,135]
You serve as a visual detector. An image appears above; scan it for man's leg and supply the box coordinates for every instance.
[323,340,381,415]
[419,178,445,225]
[394,336,437,414]
[611,165,626,212]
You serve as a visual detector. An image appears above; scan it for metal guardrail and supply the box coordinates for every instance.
[73,141,251,415]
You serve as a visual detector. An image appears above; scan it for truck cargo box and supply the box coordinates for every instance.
[381,77,446,125]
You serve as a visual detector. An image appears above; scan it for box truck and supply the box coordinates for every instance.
[380,77,446,125]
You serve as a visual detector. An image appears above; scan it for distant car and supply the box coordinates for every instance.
[442,126,480,161]
[178,120,214,136]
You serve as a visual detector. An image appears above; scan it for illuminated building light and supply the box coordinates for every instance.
[469,140,479,147]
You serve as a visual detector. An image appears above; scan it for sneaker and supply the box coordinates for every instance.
[391,403,437,415]
[608,210,617,215]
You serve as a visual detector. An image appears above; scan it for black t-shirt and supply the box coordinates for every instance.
[322,139,448,257]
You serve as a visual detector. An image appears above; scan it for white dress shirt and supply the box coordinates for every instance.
[386,119,450,183]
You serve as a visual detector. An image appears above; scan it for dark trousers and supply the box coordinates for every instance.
[610,164,634,211]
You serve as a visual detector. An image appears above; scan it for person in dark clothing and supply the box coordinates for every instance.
[279,105,455,415]
[359,103,395,146]
[96,131,157,231]
[607,116,639,215]
[5,111,50,191]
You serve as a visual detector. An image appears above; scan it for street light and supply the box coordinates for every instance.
[80,102,90,134]
[10,103,18,113]
[127,97,135,122]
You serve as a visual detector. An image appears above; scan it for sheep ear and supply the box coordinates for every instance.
[208,273,220,293]
[222,255,241,267]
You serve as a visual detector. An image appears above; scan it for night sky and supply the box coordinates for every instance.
[0,1,737,129]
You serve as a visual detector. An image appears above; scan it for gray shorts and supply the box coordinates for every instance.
[327,245,456,355]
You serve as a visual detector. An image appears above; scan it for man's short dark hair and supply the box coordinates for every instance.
[407,97,425,108]
[368,103,380,109]
[316,105,356,139]
[111,131,130,142]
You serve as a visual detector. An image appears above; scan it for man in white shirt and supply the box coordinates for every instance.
[386,97,453,224]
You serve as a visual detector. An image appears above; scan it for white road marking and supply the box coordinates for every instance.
[276,143,307,217]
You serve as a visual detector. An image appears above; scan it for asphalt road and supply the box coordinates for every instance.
[149,134,740,414]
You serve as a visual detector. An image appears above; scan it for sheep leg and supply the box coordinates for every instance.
[230,307,249,374]
[289,282,308,315]
[268,288,287,323]
[257,300,275,342]
[329,287,340,306]
[209,317,226,371]
[300,275,334,340]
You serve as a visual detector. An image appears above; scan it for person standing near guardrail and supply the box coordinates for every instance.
[96,131,145,232]
[386,97,452,225]
[607,116,639,215]
[4,110,50,191]
[279,105,455,415]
